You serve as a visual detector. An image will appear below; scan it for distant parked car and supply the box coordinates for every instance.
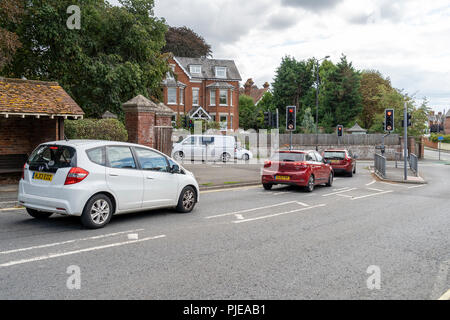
[172,135,236,162]
[18,140,199,229]
[235,147,253,161]
[261,150,333,192]
[322,149,357,177]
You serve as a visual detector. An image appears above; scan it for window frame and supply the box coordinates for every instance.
[105,146,138,170]
[190,65,202,74]
[86,146,106,167]
[192,88,200,106]
[215,67,227,78]
[210,90,216,106]
[167,87,177,105]
[219,89,228,106]
[133,147,170,173]
[179,88,184,105]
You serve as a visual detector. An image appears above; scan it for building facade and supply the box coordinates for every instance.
[161,56,242,130]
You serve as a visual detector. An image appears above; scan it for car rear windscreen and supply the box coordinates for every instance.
[323,151,346,159]
[28,145,77,173]
[270,152,305,162]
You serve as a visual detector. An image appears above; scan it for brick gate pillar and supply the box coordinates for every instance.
[123,95,156,148]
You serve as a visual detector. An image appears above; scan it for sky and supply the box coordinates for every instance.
[109,0,450,114]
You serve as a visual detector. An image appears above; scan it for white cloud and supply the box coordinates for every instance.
[109,0,450,112]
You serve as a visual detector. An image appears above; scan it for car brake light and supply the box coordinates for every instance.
[64,167,89,185]
[264,161,271,168]
[49,146,58,150]
[294,162,307,169]
[22,163,26,180]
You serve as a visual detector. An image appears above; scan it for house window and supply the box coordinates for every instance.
[190,65,202,74]
[215,67,227,78]
[210,90,216,106]
[230,115,233,127]
[219,89,228,106]
[166,64,175,80]
[180,88,184,105]
[192,88,199,106]
[230,91,233,106]
[211,115,216,122]
[168,87,177,105]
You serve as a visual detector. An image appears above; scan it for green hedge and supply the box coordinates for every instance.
[64,119,128,142]
[430,133,450,143]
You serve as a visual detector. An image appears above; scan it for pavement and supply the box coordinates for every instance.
[0,160,449,300]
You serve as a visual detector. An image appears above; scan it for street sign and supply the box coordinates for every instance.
[438,136,444,141]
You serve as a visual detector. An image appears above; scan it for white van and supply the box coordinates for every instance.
[172,135,236,162]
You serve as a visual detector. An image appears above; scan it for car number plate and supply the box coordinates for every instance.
[275,175,290,181]
[33,172,53,181]
[331,160,340,163]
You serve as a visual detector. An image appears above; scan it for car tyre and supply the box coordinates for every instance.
[325,172,333,187]
[26,208,53,219]
[81,194,113,229]
[353,165,356,174]
[263,183,273,190]
[174,151,184,161]
[176,186,196,213]
[221,152,231,163]
[348,168,353,177]
[243,154,250,161]
[306,175,315,192]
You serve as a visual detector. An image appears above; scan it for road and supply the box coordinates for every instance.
[0,161,449,300]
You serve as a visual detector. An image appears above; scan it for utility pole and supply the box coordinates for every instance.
[404,101,408,180]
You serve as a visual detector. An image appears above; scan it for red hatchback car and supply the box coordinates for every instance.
[322,149,356,177]
[261,150,333,192]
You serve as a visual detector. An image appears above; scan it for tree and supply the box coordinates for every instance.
[0,0,23,70]
[300,107,316,133]
[272,56,314,116]
[239,95,259,130]
[321,55,363,128]
[162,26,212,58]
[2,0,169,119]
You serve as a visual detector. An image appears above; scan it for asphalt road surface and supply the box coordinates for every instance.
[0,161,448,299]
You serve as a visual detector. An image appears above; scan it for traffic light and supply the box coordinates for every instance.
[402,113,412,127]
[384,109,394,132]
[337,125,343,137]
[189,119,193,128]
[264,111,272,127]
[286,106,296,131]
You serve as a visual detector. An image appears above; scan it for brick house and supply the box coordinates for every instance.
[161,56,242,130]
[0,77,84,173]
[445,109,450,134]
[239,78,270,105]
[428,110,445,133]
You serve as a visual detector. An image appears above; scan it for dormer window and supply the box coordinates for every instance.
[190,65,202,74]
[215,67,227,78]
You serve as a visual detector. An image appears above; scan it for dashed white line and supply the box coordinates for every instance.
[408,184,426,189]
[365,180,376,186]
[0,229,145,255]
[322,188,357,197]
[205,201,298,219]
[235,214,244,220]
[0,234,166,268]
[350,190,393,200]
[367,188,385,192]
[233,204,326,224]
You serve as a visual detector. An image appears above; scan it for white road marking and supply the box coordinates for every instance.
[200,185,260,194]
[272,192,286,195]
[367,188,385,192]
[296,202,310,207]
[0,229,145,255]
[408,184,426,189]
[0,207,23,212]
[365,180,376,186]
[0,201,17,204]
[205,201,298,219]
[378,181,407,188]
[332,187,350,192]
[438,290,450,300]
[0,234,166,268]
[350,190,393,200]
[322,188,357,197]
[127,233,139,240]
[337,193,353,198]
[233,204,326,224]
[235,214,244,220]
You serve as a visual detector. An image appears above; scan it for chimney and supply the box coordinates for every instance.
[263,82,270,89]
[244,78,254,96]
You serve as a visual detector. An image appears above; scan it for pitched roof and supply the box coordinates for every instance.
[239,79,270,105]
[0,77,84,115]
[123,94,174,116]
[347,122,367,132]
[174,57,242,81]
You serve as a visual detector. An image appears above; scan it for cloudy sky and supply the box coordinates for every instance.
[110,0,450,113]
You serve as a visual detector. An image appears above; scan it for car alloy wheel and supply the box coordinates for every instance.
[307,176,315,192]
[222,153,230,162]
[90,199,111,225]
[243,154,250,161]
[174,151,184,161]
[182,189,195,211]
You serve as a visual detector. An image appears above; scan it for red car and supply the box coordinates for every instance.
[322,149,356,177]
[261,150,333,192]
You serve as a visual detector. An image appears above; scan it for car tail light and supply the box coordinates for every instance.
[293,162,307,169]
[21,163,26,180]
[64,167,89,185]
[264,161,272,168]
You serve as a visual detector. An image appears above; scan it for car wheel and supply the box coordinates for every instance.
[325,172,333,187]
[174,151,184,161]
[176,186,196,213]
[353,165,356,174]
[263,183,273,190]
[81,194,113,229]
[243,154,250,161]
[26,208,53,219]
[221,152,230,163]
[348,168,353,177]
[306,175,315,192]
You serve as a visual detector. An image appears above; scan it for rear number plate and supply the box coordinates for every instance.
[275,175,290,181]
[331,160,340,163]
[33,172,53,181]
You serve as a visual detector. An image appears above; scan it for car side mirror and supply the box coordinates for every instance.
[170,164,180,174]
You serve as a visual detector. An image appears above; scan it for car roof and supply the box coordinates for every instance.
[324,149,348,152]
[276,150,314,154]
[40,140,153,150]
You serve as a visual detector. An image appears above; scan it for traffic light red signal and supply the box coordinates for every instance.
[337,125,343,137]
[385,109,394,132]
[286,106,296,131]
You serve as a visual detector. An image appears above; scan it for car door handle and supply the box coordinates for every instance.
[109,173,119,177]
[146,176,154,180]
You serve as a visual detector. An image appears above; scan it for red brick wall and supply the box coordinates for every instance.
[125,111,155,148]
[165,58,240,130]
[0,117,59,156]
[445,117,450,134]
[155,115,171,127]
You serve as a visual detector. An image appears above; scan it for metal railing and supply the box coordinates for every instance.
[409,153,418,176]
[374,153,386,178]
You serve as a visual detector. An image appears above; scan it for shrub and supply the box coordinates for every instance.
[64,119,128,142]
[430,133,450,143]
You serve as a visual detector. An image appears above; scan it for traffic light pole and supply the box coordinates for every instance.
[404,101,408,180]
[290,131,293,151]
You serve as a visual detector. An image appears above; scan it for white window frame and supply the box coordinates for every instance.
[230,90,233,106]
[179,88,184,105]
[190,65,202,74]
[215,67,227,78]
[167,87,177,105]
[210,90,216,106]
[192,88,200,106]
[219,89,228,106]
